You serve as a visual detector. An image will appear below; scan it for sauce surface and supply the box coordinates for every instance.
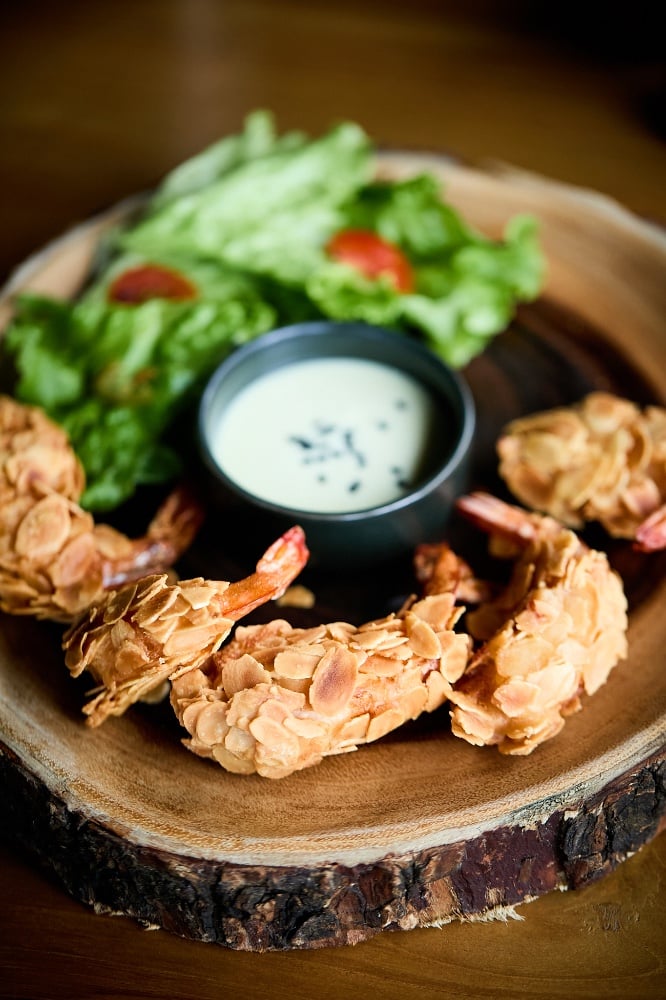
[211,357,441,513]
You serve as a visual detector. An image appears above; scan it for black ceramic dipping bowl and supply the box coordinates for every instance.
[197,321,475,570]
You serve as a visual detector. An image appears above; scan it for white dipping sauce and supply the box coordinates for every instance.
[211,357,441,513]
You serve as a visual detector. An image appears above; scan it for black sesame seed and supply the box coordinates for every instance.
[289,435,314,449]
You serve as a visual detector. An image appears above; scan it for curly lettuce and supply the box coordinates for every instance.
[6,262,275,510]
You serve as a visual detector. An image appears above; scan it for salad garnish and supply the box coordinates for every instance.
[5,110,544,511]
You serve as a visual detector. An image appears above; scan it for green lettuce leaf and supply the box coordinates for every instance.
[152,109,306,208]
[340,174,473,259]
[6,262,275,510]
[60,399,182,511]
[122,119,373,283]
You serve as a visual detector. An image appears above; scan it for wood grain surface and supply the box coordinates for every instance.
[1,0,666,995]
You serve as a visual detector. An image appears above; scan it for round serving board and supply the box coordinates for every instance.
[0,154,665,952]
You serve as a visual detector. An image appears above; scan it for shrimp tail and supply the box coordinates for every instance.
[634,504,666,552]
[217,526,310,621]
[100,485,205,588]
[455,491,538,543]
[413,540,492,604]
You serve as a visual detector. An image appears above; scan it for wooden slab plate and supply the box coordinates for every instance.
[1,153,665,951]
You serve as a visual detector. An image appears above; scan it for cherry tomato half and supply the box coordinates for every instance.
[108,264,197,304]
[325,229,414,293]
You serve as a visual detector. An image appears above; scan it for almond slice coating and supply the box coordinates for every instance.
[171,593,471,779]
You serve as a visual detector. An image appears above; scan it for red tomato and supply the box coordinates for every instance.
[108,264,197,304]
[326,229,414,293]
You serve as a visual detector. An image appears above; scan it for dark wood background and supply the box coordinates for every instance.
[1,2,665,997]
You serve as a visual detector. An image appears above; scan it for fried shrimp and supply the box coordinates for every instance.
[169,585,471,779]
[62,526,309,726]
[497,391,666,550]
[0,395,203,621]
[436,492,628,756]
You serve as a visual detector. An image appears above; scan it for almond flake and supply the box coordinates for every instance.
[195,701,230,745]
[223,654,270,696]
[405,615,441,659]
[367,708,403,743]
[212,744,256,774]
[274,648,321,679]
[309,645,358,716]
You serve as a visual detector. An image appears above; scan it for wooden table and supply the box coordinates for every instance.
[1,2,665,997]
